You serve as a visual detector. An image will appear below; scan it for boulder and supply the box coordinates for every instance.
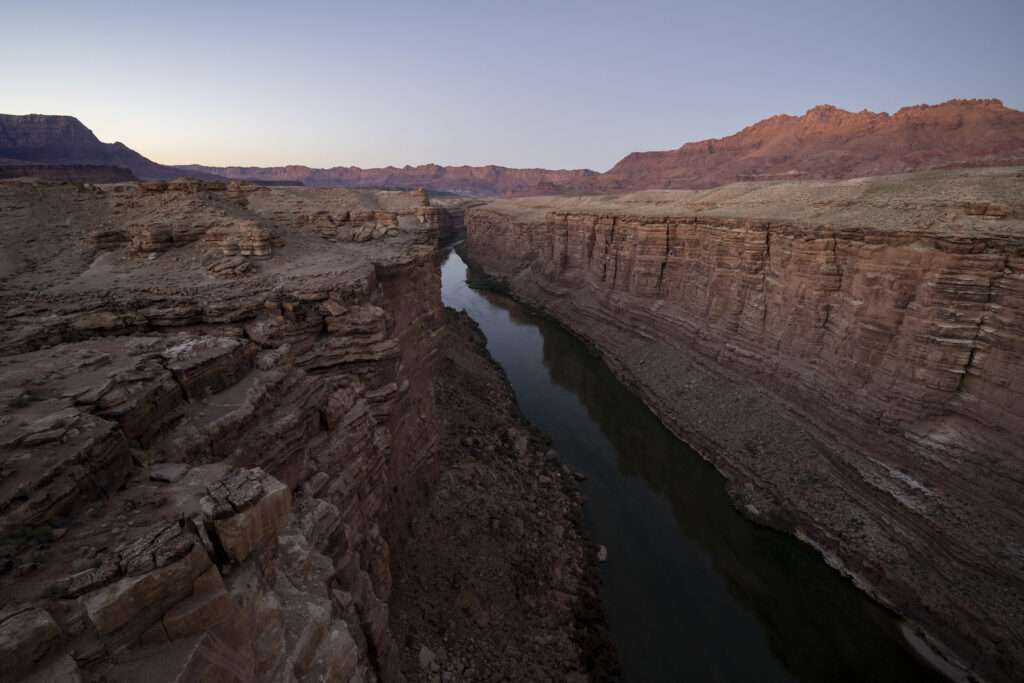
[201,468,291,564]
[0,607,62,681]
[80,540,210,638]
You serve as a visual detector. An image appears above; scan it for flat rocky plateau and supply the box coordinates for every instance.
[0,178,600,682]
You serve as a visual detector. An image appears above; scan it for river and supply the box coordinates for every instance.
[440,246,947,682]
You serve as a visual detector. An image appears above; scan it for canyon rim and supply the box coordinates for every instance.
[0,92,1022,683]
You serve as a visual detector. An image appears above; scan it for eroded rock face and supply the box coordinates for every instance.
[201,468,291,564]
[0,181,446,681]
[578,98,1024,193]
[464,168,1024,681]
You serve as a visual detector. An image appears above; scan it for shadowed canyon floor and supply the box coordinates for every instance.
[464,167,1024,682]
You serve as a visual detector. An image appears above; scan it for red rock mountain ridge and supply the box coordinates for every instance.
[6,99,1022,194]
[179,163,598,197]
[0,114,224,182]
[582,99,1024,192]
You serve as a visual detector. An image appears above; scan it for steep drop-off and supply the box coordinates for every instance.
[464,167,1024,681]
[0,180,591,681]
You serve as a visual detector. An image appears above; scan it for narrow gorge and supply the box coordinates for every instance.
[1,165,1021,683]
[463,168,1024,682]
[0,180,596,681]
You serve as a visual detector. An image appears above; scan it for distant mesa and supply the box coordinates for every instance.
[185,99,1024,196]
[178,163,599,198]
[574,98,1024,194]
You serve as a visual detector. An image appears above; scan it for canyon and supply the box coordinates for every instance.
[463,167,1024,682]
[0,179,600,681]
[1,100,1022,683]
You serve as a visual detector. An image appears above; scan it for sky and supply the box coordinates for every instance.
[2,0,1022,172]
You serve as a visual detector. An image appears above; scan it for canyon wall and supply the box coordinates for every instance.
[0,180,446,681]
[464,168,1024,681]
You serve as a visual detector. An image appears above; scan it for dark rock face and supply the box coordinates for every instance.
[0,163,138,183]
[464,169,1024,682]
[0,114,221,181]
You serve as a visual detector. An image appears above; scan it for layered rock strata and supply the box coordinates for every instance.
[430,197,485,243]
[573,99,1024,193]
[464,167,1024,681]
[0,180,447,681]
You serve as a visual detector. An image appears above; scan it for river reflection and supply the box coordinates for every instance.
[441,248,945,682]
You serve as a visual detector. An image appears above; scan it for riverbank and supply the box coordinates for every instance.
[388,307,618,682]
[439,248,951,681]
[460,170,1024,680]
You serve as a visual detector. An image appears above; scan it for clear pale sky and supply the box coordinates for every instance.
[2,0,1022,172]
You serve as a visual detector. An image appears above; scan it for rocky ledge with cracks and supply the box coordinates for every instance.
[0,179,596,682]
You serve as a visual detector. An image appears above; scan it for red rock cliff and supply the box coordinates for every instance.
[464,168,1024,681]
[586,99,1024,191]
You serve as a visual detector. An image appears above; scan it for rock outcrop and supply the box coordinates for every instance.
[516,98,1024,195]
[0,180,444,681]
[464,167,1024,682]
